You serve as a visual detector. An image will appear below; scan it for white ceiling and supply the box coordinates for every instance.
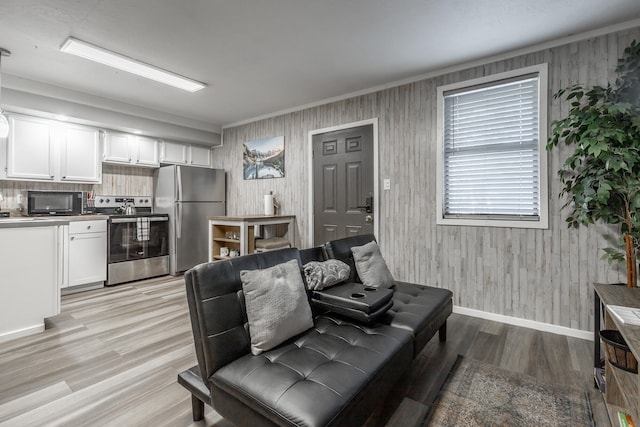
[1,0,640,133]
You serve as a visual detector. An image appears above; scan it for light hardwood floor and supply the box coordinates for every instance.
[0,276,609,426]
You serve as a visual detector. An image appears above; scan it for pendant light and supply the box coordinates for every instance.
[0,48,11,139]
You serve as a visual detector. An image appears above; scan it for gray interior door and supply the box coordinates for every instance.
[312,124,374,244]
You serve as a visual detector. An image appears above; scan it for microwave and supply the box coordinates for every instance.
[27,191,94,216]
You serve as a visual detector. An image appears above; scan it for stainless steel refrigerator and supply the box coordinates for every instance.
[154,165,226,275]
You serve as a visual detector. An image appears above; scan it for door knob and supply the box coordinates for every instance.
[365,215,373,224]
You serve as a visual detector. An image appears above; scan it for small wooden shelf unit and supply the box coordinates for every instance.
[208,215,295,261]
[594,283,640,423]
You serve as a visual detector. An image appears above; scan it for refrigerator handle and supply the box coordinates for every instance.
[176,165,182,202]
[176,203,182,239]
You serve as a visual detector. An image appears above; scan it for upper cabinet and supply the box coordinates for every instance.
[60,125,101,182]
[189,144,212,168]
[135,136,159,167]
[103,131,159,168]
[5,115,101,183]
[102,131,131,163]
[159,140,188,164]
[1,114,209,184]
[6,115,55,181]
[160,141,212,168]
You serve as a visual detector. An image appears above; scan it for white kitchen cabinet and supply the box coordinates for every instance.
[134,136,159,167]
[160,141,212,168]
[103,131,132,164]
[189,144,212,168]
[0,224,60,343]
[160,140,188,164]
[66,220,107,288]
[5,114,102,183]
[6,115,55,180]
[103,131,159,167]
[60,125,101,182]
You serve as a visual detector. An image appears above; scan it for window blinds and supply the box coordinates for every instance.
[442,75,540,219]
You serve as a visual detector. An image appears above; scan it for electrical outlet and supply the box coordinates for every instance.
[383,179,391,190]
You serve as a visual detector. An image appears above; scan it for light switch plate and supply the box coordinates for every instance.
[383,179,391,190]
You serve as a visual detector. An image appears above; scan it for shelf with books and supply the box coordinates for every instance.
[594,284,640,425]
[618,410,636,427]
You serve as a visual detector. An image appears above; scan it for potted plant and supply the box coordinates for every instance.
[547,40,640,288]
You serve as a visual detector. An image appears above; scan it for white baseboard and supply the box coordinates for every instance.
[0,323,45,344]
[453,305,593,341]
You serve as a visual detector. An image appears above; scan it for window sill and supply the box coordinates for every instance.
[436,216,549,229]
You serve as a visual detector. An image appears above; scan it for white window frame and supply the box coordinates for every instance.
[436,64,549,229]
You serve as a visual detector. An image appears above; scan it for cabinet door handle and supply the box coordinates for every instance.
[70,236,75,241]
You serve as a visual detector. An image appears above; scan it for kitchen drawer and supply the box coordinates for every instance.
[69,219,107,234]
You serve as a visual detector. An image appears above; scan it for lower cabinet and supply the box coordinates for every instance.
[64,220,107,290]
[0,225,59,343]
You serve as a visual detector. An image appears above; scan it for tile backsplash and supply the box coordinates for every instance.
[0,164,154,214]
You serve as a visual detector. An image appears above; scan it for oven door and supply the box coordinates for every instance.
[108,216,169,263]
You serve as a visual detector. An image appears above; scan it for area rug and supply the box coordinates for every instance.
[425,356,594,427]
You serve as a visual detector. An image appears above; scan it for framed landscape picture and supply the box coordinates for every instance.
[243,136,285,180]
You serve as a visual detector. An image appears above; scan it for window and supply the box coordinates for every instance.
[436,64,548,229]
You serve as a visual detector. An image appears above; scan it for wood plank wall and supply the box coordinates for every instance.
[216,27,640,332]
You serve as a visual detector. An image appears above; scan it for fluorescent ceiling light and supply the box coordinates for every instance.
[60,37,206,92]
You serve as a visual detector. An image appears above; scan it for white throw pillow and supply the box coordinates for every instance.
[351,241,395,289]
[241,259,314,355]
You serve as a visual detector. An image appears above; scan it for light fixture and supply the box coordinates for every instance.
[60,37,206,92]
[0,47,11,139]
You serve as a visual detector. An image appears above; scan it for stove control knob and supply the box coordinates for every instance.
[106,198,110,203]
[139,199,144,204]
[99,198,104,203]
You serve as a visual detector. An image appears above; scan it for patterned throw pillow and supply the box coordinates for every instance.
[241,259,314,355]
[303,259,351,290]
[351,241,395,289]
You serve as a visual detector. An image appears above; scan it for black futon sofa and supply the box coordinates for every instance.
[179,235,452,426]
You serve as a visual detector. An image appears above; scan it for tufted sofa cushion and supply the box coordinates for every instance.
[212,315,412,427]
[321,234,453,357]
[383,281,452,355]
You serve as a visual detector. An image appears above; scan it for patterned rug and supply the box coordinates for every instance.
[426,356,594,426]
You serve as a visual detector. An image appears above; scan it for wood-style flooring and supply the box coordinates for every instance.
[0,276,609,427]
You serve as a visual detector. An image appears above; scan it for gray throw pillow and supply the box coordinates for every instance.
[351,241,395,289]
[303,259,351,290]
[240,259,314,355]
